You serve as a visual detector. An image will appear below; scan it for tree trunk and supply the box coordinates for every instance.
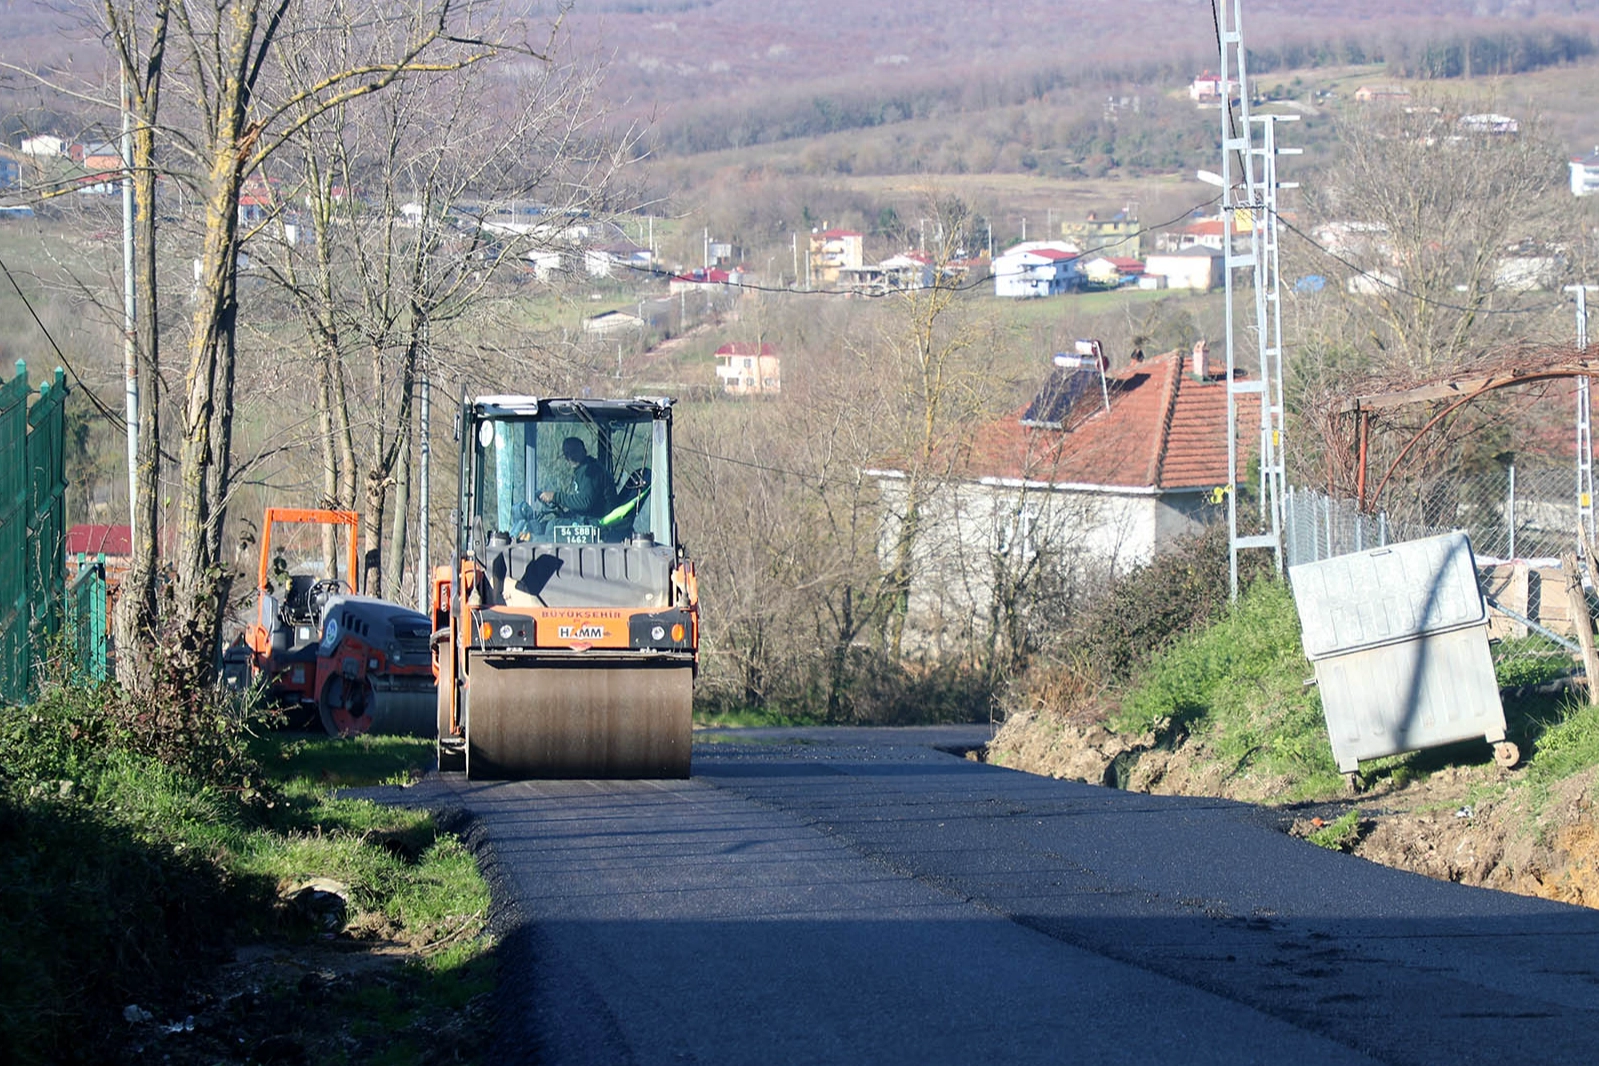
[110,7,169,689]
[386,404,412,603]
[363,468,386,597]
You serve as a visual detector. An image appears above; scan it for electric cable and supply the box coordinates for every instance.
[0,252,130,428]
[613,194,1223,296]
[1274,211,1564,316]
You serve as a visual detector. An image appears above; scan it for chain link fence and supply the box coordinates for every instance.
[1285,465,1584,691]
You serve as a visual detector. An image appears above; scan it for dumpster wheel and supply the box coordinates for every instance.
[1493,741,1521,769]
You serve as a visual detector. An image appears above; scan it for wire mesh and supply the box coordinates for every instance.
[1286,466,1583,692]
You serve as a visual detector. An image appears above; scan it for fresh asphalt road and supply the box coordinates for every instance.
[382,726,1599,1065]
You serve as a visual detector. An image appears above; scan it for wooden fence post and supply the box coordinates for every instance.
[1561,551,1599,706]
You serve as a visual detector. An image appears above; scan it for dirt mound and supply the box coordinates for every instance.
[989,711,1599,909]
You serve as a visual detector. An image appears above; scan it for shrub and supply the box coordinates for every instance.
[1073,523,1272,685]
[0,680,262,1065]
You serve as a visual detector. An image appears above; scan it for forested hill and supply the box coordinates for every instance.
[547,0,1599,154]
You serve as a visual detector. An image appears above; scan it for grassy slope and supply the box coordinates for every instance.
[0,686,492,1066]
[1002,572,1596,808]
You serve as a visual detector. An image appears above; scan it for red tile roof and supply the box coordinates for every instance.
[714,342,777,357]
[956,349,1257,491]
[66,524,132,556]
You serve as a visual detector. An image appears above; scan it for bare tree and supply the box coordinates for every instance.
[75,0,502,686]
[262,29,638,599]
[1299,96,1568,375]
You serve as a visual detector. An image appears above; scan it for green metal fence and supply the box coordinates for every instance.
[69,553,109,683]
[0,361,71,703]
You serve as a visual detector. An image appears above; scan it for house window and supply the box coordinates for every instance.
[996,507,1039,560]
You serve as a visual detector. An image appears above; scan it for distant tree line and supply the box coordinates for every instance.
[1245,25,1595,79]
[648,23,1596,162]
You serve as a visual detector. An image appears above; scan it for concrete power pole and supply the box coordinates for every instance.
[120,68,138,541]
[1567,284,1599,545]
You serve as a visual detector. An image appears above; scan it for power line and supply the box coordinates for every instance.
[1275,212,1563,317]
[617,194,1223,297]
[676,443,862,487]
[0,252,129,429]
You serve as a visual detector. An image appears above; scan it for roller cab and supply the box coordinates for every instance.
[435,396,698,779]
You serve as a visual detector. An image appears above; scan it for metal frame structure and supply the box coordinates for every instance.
[1217,0,1297,598]
[1568,285,1597,547]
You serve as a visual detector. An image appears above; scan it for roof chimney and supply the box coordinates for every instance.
[1191,339,1210,381]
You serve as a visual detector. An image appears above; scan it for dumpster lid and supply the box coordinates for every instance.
[1288,531,1486,660]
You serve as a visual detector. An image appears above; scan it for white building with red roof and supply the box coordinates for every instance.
[868,346,1255,656]
[808,228,865,283]
[713,342,780,395]
[1079,255,1145,287]
[993,246,1080,298]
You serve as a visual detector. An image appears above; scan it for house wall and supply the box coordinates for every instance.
[1155,491,1221,542]
[1144,254,1220,291]
[1571,160,1599,197]
[874,476,1160,659]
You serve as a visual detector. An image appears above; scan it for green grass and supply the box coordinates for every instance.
[1523,700,1599,797]
[1088,573,1599,807]
[1111,579,1343,799]
[0,685,492,1065]
[256,733,436,787]
[1492,638,1576,689]
[1306,808,1364,851]
[693,705,827,728]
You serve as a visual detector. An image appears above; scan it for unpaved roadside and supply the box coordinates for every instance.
[985,708,1599,909]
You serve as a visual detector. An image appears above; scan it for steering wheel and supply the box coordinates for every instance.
[308,578,349,619]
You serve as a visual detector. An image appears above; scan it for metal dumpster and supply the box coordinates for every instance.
[1288,531,1517,781]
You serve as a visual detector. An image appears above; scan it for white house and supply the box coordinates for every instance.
[585,243,653,278]
[1571,149,1599,197]
[1495,243,1563,292]
[993,247,1079,298]
[809,228,865,283]
[1079,256,1144,287]
[868,346,1253,658]
[19,134,64,157]
[1189,71,1238,102]
[1457,113,1518,136]
[1142,247,1223,292]
[524,249,562,281]
[1347,269,1400,296]
[713,342,780,395]
[877,252,935,290]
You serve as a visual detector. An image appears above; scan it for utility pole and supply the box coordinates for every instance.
[417,319,431,613]
[1207,0,1298,598]
[791,232,798,288]
[1567,284,1599,546]
[120,68,138,541]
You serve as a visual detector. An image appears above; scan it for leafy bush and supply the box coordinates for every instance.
[1074,523,1272,685]
[0,681,261,1065]
[1492,640,1575,690]
[0,686,486,1064]
[1526,700,1599,789]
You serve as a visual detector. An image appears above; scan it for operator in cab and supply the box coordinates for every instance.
[535,436,613,528]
